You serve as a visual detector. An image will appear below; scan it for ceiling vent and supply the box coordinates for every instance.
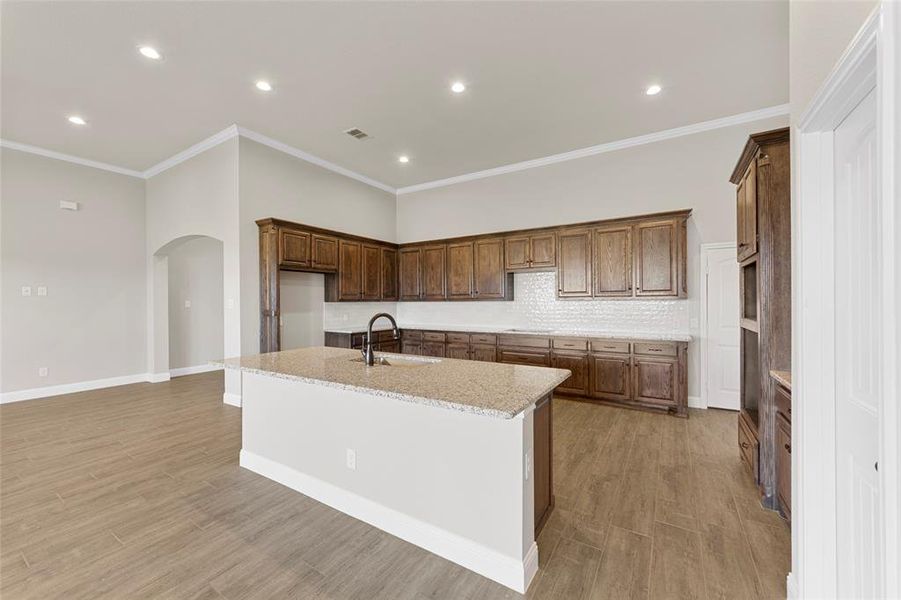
[344,127,370,140]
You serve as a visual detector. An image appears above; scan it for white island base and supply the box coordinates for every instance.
[238,371,549,593]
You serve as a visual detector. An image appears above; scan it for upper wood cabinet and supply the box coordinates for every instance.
[337,240,363,301]
[380,247,398,301]
[279,229,311,268]
[311,234,339,271]
[635,219,679,297]
[505,232,556,270]
[447,242,474,299]
[361,244,381,301]
[473,237,508,299]
[593,225,632,297]
[737,159,758,262]
[557,229,592,297]
[399,247,422,300]
[421,245,447,300]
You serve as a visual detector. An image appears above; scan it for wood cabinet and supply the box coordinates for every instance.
[421,245,447,300]
[590,355,631,401]
[279,229,311,268]
[399,248,422,300]
[311,234,339,271]
[473,238,508,299]
[361,244,381,300]
[446,343,470,360]
[557,229,592,297]
[776,413,791,521]
[447,242,474,299]
[635,219,678,297]
[593,225,632,297]
[737,160,758,261]
[337,240,363,301]
[421,341,446,357]
[632,356,677,407]
[533,394,553,535]
[552,351,590,396]
[497,348,551,367]
[381,248,398,300]
[401,341,421,355]
[505,232,556,270]
[470,344,496,362]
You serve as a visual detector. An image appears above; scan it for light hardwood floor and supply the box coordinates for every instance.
[0,372,790,599]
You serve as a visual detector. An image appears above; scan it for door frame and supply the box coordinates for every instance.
[793,4,899,598]
[699,241,738,410]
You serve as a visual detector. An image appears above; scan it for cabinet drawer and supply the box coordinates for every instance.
[422,331,446,342]
[446,332,470,344]
[634,342,677,357]
[553,338,588,351]
[401,329,422,342]
[497,348,551,367]
[470,333,497,345]
[497,335,550,349]
[351,333,365,349]
[776,413,791,521]
[590,339,630,354]
[376,330,398,342]
[738,415,759,480]
[775,384,791,422]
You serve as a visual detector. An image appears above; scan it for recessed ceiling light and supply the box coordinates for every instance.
[67,115,86,126]
[138,46,161,60]
[398,155,410,164]
[255,80,273,92]
[451,81,466,94]
[646,84,662,96]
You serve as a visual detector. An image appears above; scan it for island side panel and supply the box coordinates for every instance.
[533,393,553,536]
[239,372,538,592]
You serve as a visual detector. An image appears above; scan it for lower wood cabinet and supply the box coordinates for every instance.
[421,341,446,357]
[497,348,551,367]
[445,343,470,360]
[590,354,631,401]
[776,413,791,521]
[533,394,553,535]
[470,344,496,362]
[551,351,589,396]
[401,341,421,355]
[632,356,678,407]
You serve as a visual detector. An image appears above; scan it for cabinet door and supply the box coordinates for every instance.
[533,395,552,536]
[593,225,633,297]
[590,354,631,401]
[361,244,381,300]
[474,238,507,299]
[421,341,446,357]
[311,234,339,271]
[401,341,421,355]
[399,248,422,300]
[470,344,497,362]
[634,219,678,297]
[380,247,398,300]
[378,340,400,353]
[279,229,311,268]
[447,242,474,299]
[737,160,758,261]
[338,240,363,300]
[552,351,589,396]
[557,229,592,297]
[530,233,557,268]
[776,414,791,520]
[421,245,447,300]
[446,343,470,360]
[505,236,531,270]
[633,356,677,406]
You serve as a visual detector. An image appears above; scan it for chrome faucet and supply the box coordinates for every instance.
[362,312,400,366]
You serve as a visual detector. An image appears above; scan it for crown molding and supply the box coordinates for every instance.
[395,103,790,195]
[0,138,144,178]
[142,124,239,178]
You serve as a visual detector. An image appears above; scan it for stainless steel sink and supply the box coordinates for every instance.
[350,355,439,368]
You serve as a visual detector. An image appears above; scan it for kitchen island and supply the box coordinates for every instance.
[220,346,569,593]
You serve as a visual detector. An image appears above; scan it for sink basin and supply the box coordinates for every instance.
[350,355,439,368]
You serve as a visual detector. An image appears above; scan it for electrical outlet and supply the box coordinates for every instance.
[37,286,47,297]
[227,298,235,309]
[184,300,191,309]
[346,448,356,471]
[21,286,31,297]
[38,367,48,377]
[524,452,531,480]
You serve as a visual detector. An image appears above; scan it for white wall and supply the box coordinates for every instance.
[0,148,146,393]
[166,236,224,369]
[280,271,325,349]
[238,137,397,355]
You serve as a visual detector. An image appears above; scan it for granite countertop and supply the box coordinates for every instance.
[217,346,570,419]
[325,323,692,342]
[770,370,792,390]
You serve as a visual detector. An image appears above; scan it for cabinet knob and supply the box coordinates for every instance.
[740,442,750,450]
[784,443,791,454]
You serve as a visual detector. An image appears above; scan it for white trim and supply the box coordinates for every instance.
[236,126,396,194]
[698,242,738,412]
[687,395,703,409]
[396,104,790,194]
[142,124,239,178]
[147,372,171,383]
[169,364,223,378]
[1,373,152,404]
[240,449,536,593]
[0,139,144,178]
[786,571,799,600]
[223,392,242,407]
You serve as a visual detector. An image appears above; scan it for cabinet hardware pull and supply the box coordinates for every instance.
[784,443,791,453]
[649,348,662,352]
[740,442,750,449]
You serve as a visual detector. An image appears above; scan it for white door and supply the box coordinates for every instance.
[834,88,882,599]
[704,245,740,410]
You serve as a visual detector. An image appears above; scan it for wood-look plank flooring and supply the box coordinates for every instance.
[0,372,790,599]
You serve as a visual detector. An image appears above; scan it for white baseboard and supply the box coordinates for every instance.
[239,449,535,593]
[1,372,151,404]
[223,392,242,407]
[688,395,704,409]
[170,364,223,378]
[147,372,171,383]
[786,571,798,599]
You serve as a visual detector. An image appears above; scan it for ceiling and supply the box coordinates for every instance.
[1,1,788,188]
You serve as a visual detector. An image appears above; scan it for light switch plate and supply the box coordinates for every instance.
[38,367,48,377]
[37,286,47,297]
[184,300,191,309]
[21,286,31,297]
[346,448,356,470]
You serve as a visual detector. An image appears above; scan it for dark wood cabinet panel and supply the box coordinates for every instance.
[447,242,474,299]
[338,240,363,301]
[446,343,470,360]
[505,233,556,270]
[633,356,677,406]
[470,344,496,362]
[776,413,791,521]
[594,225,633,297]
[279,229,311,268]
[473,238,507,299]
[504,236,531,270]
[380,247,398,300]
[635,219,678,297]
[421,341,446,357]
[401,341,421,355]
[530,233,556,268]
[399,248,422,300]
[557,229,592,297]
[552,351,590,396]
[379,340,400,353]
[361,244,381,300]
[533,395,553,536]
[311,234,339,271]
[497,348,551,367]
[590,354,631,401]
[421,245,447,300]
[737,159,758,261]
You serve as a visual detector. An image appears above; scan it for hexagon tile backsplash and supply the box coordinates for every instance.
[394,272,690,334]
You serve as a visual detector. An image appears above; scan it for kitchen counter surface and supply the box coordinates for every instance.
[770,369,792,390]
[324,323,692,342]
[218,346,570,419]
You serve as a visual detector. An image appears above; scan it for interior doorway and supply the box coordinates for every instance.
[701,242,740,410]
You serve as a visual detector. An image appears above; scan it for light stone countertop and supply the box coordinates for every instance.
[325,323,692,342]
[217,346,571,419]
[770,369,792,391]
